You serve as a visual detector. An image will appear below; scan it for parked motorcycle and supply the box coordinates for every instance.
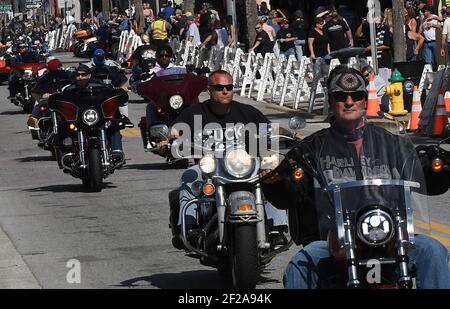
[261,118,445,288]
[160,124,294,289]
[137,66,208,161]
[48,83,128,192]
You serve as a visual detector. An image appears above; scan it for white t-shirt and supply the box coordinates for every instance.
[443,18,450,42]
[187,23,201,46]
[422,17,438,41]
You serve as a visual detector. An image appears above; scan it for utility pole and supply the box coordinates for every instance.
[392,0,406,62]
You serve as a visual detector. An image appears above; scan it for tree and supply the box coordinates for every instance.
[102,0,110,21]
[12,0,18,15]
[392,0,406,62]
[184,0,195,14]
[243,0,258,50]
[133,0,145,34]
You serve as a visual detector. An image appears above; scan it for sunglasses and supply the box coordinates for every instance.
[210,84,233,92]
[76,72,89,77]
[158,53,171,58]
[332,91,366,102]
[255,27,261,30]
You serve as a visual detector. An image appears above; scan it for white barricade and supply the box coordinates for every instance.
[418,64,433,99]
[118,30,129,56]
[240,52,257,97]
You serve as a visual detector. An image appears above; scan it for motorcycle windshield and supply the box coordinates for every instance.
[155,67,187,76]
[302,117,431,245]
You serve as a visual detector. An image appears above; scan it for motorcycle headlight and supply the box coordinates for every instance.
[169,95,183,110]
[199,155,216,174]
[23,69,33,80]
[224,148,254,178]
[82,109,99,126]
[357,209,394,246]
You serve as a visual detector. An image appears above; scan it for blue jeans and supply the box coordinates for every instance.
[283,235,450,289]
[178,165,288,227]
[294,40,306,61]
[422,41,437,68]
[282,48,296,59]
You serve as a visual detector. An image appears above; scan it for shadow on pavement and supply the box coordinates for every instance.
[123,162,188,171]
[23,182,117,193]
[117,270,232,289]
[0,110,25,115]
[16,156,55,163]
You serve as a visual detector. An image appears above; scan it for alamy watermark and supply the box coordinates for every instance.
[168,116,280,160]
[66,259,81,284]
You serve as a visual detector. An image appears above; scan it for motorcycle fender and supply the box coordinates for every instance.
[228,191,258,219]
[87,137,101,149]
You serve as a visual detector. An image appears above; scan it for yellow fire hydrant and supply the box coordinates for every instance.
[385,68,408,116]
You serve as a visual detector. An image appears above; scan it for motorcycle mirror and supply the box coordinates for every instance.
[149,124,169,139]
[288,116,306,131]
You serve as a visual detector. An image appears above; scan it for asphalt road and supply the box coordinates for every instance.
[0,52,449,289]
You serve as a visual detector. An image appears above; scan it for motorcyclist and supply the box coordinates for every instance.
[8,41,44,102]
[142,44,186,148]
[27,58,71,129]
[90,48,133,128]
[54,64,125,167]
[130,33,155,90]
[262,65,450,289]
[159,69,289,249]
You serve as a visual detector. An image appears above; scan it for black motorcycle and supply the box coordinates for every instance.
[48,83,128,192]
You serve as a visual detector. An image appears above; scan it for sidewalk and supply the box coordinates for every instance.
[0,225,41,288]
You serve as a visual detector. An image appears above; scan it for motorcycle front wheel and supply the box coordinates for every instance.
[83,148,103,192]
[230,224,258,289]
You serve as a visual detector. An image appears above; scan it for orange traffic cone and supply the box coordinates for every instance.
[366,74,381,117]
[433,94,449,136]
[408,86,421,132]
[444,91,450,113]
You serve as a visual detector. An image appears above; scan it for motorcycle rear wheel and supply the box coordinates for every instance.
[230,224,259,289]
[84,148,103,192]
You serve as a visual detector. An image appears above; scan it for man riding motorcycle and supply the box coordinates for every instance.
[54,64,125,167]
[90,48,133,128]
[262,66,450,289]
[28,58,71,128]
[157,69,289,249]
[8,41,45,103]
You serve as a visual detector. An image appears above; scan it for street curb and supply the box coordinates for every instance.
[0,225,41,289]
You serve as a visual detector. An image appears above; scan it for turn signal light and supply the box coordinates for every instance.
[157,107,163,113]
[202,183,215,196]
[237,204,253,212]
[68,123,77,131]
[432,158,444,172]
[39,105,47,112]
[292,168,304,181]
